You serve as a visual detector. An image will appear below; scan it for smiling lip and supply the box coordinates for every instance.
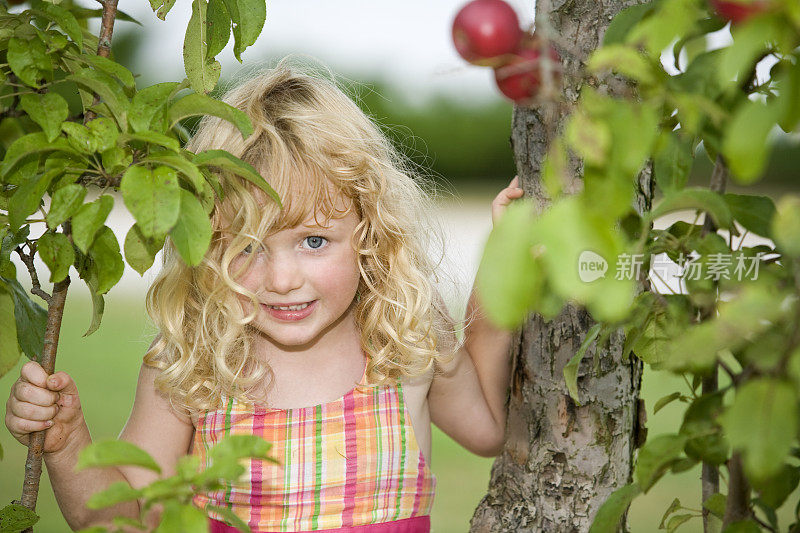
[262,300,317,321]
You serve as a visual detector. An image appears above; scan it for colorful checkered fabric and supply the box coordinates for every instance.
[191,370,436,532]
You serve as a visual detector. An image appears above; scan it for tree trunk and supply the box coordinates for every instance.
[470,0,654,530]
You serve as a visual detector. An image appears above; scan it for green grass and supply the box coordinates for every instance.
[1,295,796,532]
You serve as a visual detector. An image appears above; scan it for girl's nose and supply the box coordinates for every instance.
[263,254,303,294]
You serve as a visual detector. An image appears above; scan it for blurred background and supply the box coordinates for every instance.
[1,0,799,531]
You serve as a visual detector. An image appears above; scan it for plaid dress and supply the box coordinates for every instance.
[191,366,436,532]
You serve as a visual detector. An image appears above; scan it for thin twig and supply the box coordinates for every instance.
[14,246,52,305]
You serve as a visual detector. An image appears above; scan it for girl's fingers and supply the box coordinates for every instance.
[5,413,52,438]
[20,361,48,388]
[9,399,59,421]
[13,379,59,407]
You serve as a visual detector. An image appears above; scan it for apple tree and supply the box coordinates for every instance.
[452,0,800,531]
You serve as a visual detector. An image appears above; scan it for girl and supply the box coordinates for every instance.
[5,57,524,532]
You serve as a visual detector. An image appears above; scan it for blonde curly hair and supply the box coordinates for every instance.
[143,56,463,417]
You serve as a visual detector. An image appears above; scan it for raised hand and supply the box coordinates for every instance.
[491,175,525,227]
[5,361,86,455]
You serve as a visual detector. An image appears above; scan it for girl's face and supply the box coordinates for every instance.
[230,195,362,354]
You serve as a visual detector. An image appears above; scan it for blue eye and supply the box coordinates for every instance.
[304,236,327,250]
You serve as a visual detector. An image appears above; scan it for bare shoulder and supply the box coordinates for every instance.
[117,363,195,487]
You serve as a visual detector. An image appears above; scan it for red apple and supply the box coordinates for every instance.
[493,41,560,104]
[709,0,771,24]
[452,0,523,67]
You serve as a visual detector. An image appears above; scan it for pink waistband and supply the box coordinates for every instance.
[208,515,430,533]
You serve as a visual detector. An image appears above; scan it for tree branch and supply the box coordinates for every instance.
[722,453,751,528]
[14,245,52,305]
[84,0,119,123]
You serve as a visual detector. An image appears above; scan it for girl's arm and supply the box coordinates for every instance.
[41,363,194,530]
[428,289,515,457]
[427,177,524,457]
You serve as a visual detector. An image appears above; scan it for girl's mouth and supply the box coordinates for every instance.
[262,300,317,321]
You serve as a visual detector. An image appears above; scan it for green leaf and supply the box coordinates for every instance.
[206,0,231,60]
[774,60,800,133]
[221,0,266,62]
[31,1,83,49]
[206,505,252,533]
[702,493,726,520]
[717,17,778,89]
[588,483,642,533]
[754,464,800,509]
[532,196,635,322]
[587,45,656,85]
[475,199,543,329]
[142,153,205,192]
[653,392,682,414]
[0,502,40,532]
[771,195,800,257]
[603,3,653,45]
[662,283,789,373]
[72,195,114,253]
[648,188,732,231]
[184,0,222,94]
[120,165,181,239]
[208,433,276,462]
[0,132,77,181]
[117,131,180,153]
[88,226,123,294]
[666,514,694,532]
[635,434,687,492]
[565,111,611,167]
[86,481,143,510]
[83,277,104,337]
[129,82,180,133]
[680,391,728,465]
[168,93,253,139]
[79,54,136,90]
[659,497,682,529]
[8,168,59,230]
[77,439,162,473]
[653,131,693,194]
[722,98,781,184]
[47,184,87,229]
[169,189,213,266]
[8,36,51,88]
[101,146,133,175]
[124,224,164,275]
[154,501,208,533]
[86,118,119,153]
[0,276,47,362]
[563,323,601,406]
[67,68,130,129]
[720,379,797,485]
[62,122,98,154]
[723,193,776,239]
[0,286,22,378]
[19,92,69,143]
[150,0,178,20]
[626,0,700,56]
[722,520,760,533]
[38,232,75,283]
[194,149,280,204]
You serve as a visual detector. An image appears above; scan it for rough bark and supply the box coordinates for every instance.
[470,0,654,531]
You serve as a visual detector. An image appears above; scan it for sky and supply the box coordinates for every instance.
[93,0,538,107]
